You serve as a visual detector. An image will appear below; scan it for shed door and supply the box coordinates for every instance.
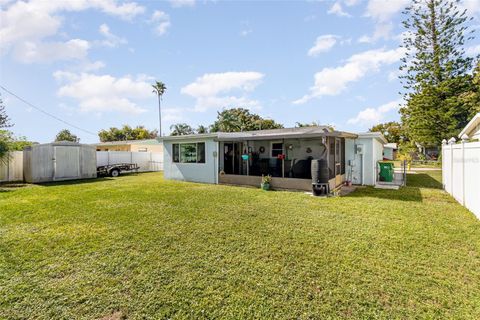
[54,146,80,180]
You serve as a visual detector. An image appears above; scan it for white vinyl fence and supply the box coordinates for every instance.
[96,151,163,172]
[442,139,480,219]
[0,151,23,182]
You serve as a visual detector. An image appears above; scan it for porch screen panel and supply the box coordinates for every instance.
[172,144,180,163]
[180,143,197,163]
[197,143,205,163]
[341,138,345,174]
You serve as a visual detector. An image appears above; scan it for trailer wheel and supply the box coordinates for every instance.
[110,169,120,177]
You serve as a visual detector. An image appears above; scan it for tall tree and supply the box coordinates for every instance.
[295,121,321,127]
[98,125,158,142]
[0,95,12,162]
[209,108,283,132]
[369,121,405,144]
[196,125,209,134]
[0,94,11,129]
[460,60,480,116]
[152,81,167,137]
[170,123,195,136]
[55,129,80,142]
[400,0,476,144]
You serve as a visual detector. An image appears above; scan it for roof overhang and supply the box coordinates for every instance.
[356,132,388,144]
[459,113,480,139]
[215,131,357,141]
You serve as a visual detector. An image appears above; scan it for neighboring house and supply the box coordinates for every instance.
[383,143,397,160]
[94,139,163,153]
[159,127,386,191]
[459,112,480,141]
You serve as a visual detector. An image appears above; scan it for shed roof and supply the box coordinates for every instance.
[356,132,388,144]
[159,127,359,142]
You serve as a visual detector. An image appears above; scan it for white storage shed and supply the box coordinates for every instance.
[23,142,97,183]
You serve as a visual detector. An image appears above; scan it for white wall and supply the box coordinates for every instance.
[0,151,23,182]
[442,141,480,219]
[163,138,218,184]
[96,151,163,172]
[346,137,383,186]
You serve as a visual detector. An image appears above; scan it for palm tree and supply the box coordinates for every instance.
[152,81,167,137]
[170,123,194,136]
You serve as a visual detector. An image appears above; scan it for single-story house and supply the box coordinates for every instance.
[159,127,386,191]
[383,143,398,160]
[94,139,163,153]
[459,112,480,141]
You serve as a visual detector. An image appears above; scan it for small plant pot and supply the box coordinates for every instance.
[261,183,270,191]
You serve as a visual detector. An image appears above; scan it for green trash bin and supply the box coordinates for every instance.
[378,162,394,182]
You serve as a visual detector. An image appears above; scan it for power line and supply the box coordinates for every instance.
[0,84,97,136]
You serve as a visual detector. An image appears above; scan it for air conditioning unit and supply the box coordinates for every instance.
[355,144,364,154]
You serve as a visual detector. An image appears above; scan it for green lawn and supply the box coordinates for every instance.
[1,172,480,319]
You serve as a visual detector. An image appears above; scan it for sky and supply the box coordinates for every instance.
[1,0,480,144]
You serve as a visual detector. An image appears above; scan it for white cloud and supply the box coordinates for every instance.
[466,44,480,56]
[151,10,171,36]
[163,107,187,122]
[347,100,402,126]
[181,72,264,112]
[99,23,127,47]
[0,0,145,62]
[55,72,153,114]
[308,35,339,56]
[358,22,393,43]
[169,0,195,8]
[294,47,405,104]
[13,39,90,63]
[240,29,252,37]
[364,0,409,22]
[328,2,351,17]
[359,0,409,43]
[458,0,480,19]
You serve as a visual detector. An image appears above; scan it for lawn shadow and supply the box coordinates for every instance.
[38,177,114,187]
[346,186,423,202]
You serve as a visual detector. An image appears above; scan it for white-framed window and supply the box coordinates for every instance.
[138,148,148,152]
[172,142,206,164]
[271,141,283,157]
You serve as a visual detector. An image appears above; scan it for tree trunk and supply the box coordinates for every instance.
[158,95,162,137]
[429,0,442,83]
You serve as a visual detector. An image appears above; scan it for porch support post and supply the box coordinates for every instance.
[246,140,249,176]
[282,138,285,178]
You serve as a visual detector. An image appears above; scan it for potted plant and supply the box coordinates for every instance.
[261,174,272,191]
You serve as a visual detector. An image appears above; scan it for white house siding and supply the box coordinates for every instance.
[346,136,384,186]
[163,137,218,184]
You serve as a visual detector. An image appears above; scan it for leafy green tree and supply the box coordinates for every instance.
[170,123,195,136]
[369,121,405,144]
[295,121,321,127]
[152,81,167,136]
[460,60,480,116]
[403,76,475,144]
[55,129,80,142]
[196,125,209,134]
[400,0,476,145]
[209,108,283,132]
[0,94,11,129]
[98,125,158,142]
[0,96,12,162]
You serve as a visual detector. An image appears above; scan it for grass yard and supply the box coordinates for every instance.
[1,171,480,319]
